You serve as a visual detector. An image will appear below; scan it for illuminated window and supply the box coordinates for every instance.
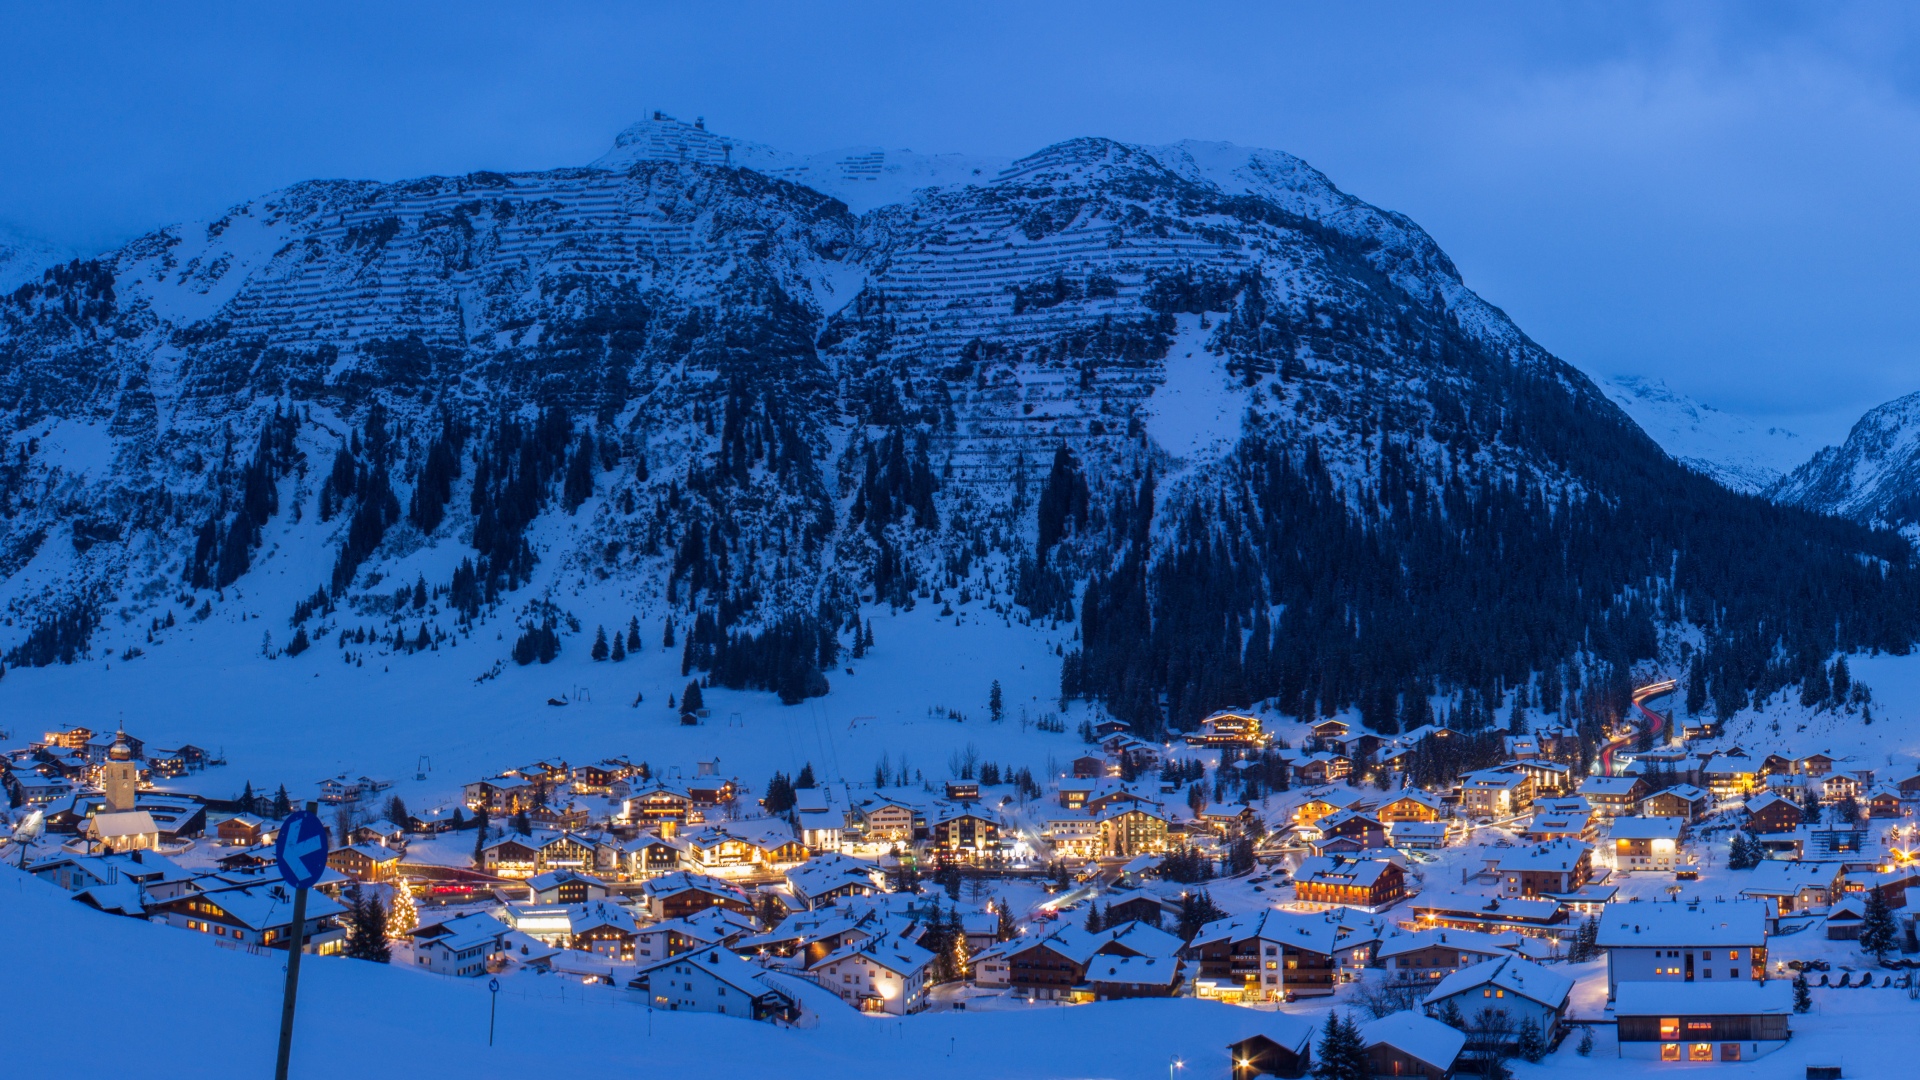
[1689,1044,1712,1061]
[1659,1019,1680,1040]
[1661,1044,1680,1062]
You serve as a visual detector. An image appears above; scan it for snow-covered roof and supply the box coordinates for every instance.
[1423,955,1572,1010]
[1494,839,1590,872]
[1082,954,1182,986]
[1647,784,1709,802]
[412,912,511,952]
[786,854,882,900]
[1360,1011,1465,1070]
[1377,928,1539,961]
[1580,776,1645,795]
[1295,855,1397,887]
[1190,909,1341,956]
[637,946,789,998]
[1738,860,1840,897]
[1613,980,1793,1017]
[1594,900,1767,948]
[1605,817,1685,841]
[87,811,157,838]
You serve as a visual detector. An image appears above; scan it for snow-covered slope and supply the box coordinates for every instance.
[1604,375,1811,493]
[1771,389,1920,528]
[0,223,63,291]
[0,115,1910,744]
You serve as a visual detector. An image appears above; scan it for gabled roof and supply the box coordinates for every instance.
[637,946,789,999]
[1295,855,1399,887]
[1739,859,1846,900]
[1189,909,1340,956]
[1378,789,1446,810]
[1377,928,1536,961]
[186,883,348,931]
[1743,792,1799,814]
[1594,900,1767,948]
[1424,955,1572,1010]
[1495,840,1591,872]
[1605,817,1684,841]
[1360,1011,1465,1071]
[1646,784,1709,802]
[1083,954,1182,986]
[1579,776,1645,795]
[412,912,512,951]
[641,870,750,903]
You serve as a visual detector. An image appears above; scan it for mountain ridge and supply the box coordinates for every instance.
[0,116,1912,740]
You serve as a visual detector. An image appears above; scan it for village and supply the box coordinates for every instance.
[7,692,1920,1078]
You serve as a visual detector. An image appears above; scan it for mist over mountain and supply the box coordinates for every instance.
[0,112,1912,737]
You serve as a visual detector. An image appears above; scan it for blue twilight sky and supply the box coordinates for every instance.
[3,1,1918,439]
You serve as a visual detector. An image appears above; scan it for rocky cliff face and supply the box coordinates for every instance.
[0,115,1910,730]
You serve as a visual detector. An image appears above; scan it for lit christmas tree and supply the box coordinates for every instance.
[386,881,419,937]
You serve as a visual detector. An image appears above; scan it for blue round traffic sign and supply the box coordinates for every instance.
[275,810,331,889]
[488,978,500,993]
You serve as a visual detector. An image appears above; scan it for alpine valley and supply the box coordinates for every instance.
[1,113,1915,751]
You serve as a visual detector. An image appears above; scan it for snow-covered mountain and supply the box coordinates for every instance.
[1771,390,1920,529]
[0,113,1912,735]
[1603,374,1811,493]
[0,224,63,292]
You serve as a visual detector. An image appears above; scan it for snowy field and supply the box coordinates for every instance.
[0,590,1080,812]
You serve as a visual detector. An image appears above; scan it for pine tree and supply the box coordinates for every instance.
[239,780,255,807]
[610,632,626,661]
[512,809,531,835]
[271,784,292,819]
[343,883,391,962]
[627,617,642,653]
[1861,887,1899,960]
[471,807,490,866]
[1802,787,1824,826]
[1438,998,1466,1029]
[663,619,675,648]
[591,625,609,661]
[1792,972,1811,1013]
[1575,1025,1594,1056]
[1084,901,1103,933]
[1516,1017,1545,1063]
[681,680,704,716]
[384,794,408,825]
[796,763,816,788]
[763,772,796,815]
[995,898,1016,942]
[989,680,1004,722]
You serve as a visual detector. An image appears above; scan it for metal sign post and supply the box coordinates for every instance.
[273,802,330,1080]
[488,977,501,1045]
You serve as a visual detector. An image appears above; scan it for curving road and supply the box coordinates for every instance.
[1598,679,1678,775]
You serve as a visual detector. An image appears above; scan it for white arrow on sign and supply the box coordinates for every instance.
[285,826,324,871]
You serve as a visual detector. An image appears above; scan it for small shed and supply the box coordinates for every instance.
[1360,1011,1465,1080]
[1227,1013,1318,1080]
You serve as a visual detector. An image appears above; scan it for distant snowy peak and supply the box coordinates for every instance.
[0,225,64,291]
[591,111,1009,214]
[1771,390,1920,527]
[1604,375,1810,493]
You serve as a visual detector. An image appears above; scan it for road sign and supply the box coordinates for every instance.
[275,810,329,889]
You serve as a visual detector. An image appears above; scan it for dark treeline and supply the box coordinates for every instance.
[188,404,300,589]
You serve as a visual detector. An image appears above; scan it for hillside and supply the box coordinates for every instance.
[0,112,1914,750]
[1771,390,1920,534]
